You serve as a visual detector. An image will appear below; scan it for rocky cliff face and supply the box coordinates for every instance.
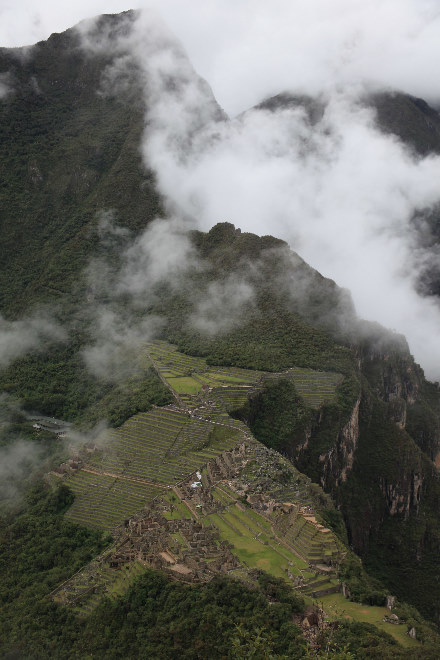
[379,470,423,517]
[317,393,361,489]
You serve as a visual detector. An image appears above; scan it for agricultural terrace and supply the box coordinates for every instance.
[146,340,263,409]
[270,507,341,569]
[264,367,343,409]
[64,342,343,532]
[204,499,307,580]
[147,340,342,413]
[65,407,243,530]
[53,547,148,616]
[64,470,163,530]
[200,485,339,595]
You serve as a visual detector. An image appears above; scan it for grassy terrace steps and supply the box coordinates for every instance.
[230,505,271,536]
[63,339,342,577]
[72,561,148,616]
[147,342,343,439]
[208,387,256,414]
[213,485,236,506]
[271,509,340,566]
[146,341,265,415]
[65,406,245,531]
[64,469,164,530]
[198,491,340,595]
[264,367,343,409]
[148,342,207,374]
[147,340,262,386]
[227,507,270,539]
[204,506,310,582]
[275,484,313,507]
[216,512,245,537]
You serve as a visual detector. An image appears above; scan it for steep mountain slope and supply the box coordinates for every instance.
[371,91,440,156]
[2,9,440,639]
[0,12,215,315]
[0,13,156,312]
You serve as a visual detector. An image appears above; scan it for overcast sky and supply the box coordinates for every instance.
[2,0,440,115]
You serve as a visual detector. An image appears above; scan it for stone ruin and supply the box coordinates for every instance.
[104,435,343,595]
[51,441,100,478]
[51,455,83,477]
[52,436,343,610]
[292,605,337,651]
[108,501,240,583]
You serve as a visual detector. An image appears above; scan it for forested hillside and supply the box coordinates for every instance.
[0,11,163,314]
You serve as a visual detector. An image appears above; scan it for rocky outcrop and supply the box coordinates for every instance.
[318,394,361,490]
[379,471,423,518]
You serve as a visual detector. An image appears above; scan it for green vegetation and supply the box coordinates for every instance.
[238,378,313,453]
[78,369,173,428]
[371,91,440,157]
[64,470,164,530]
[60,556,149,617]
[163,491,194,519]
[74,570,307,659]
[0,19,163,316]
[0,482,304,659]
[63,407,243,530]
[167,376,204,394]
[1,479,435,659]
[0,341,172,425]
[338,552,387,606]
[0,482,110,656]
[318,593,440,655]
[337,383,440,622]
[265,367,343,409]
[202,491,336,592]
[207,511,293,579]
[148,339,262,390]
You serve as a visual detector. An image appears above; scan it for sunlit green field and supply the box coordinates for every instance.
[167,377,204,394]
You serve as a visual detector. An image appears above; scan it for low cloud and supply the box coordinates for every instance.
[82,307,163,382]
[4,2,440,117]
[82,215,200,381]
[0,312,66,369]
[0,393,24,427]
[146,0,440,117]
[75,10,440,378]
[0,395,43,506]
[0,72,13,100]
[190,275,255,335]
[0,440,42,503]
[6,6,440,381]
[64,419,109,450]
[131,23,440,379]
[116,217,201,301]
[96,209,131,245]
